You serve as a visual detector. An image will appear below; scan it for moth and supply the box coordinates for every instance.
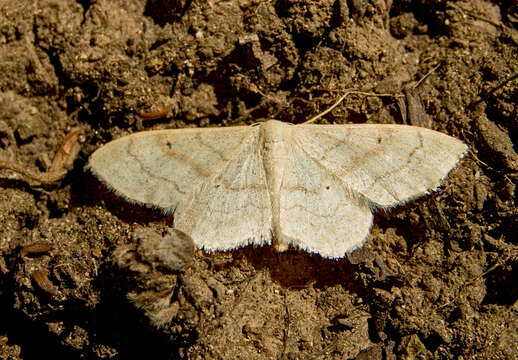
[89,120,466,258]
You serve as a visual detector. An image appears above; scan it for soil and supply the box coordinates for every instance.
[0,0,517,359]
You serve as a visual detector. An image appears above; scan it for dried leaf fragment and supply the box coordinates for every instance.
[31,269,58,297]
[0,128,83,185]
[49,127,82,173]
[20,242,54,257]
[138,106,173,121]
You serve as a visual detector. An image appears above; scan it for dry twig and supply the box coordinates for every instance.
[0,128,82,185]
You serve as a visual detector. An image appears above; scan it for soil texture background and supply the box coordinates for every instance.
[0,0,517,359]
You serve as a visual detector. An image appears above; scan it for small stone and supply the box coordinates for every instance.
[15,115,43,141]
[390,13,419,38]
[356,344,383,360]
[0,120,14,143]
[475,113,518,171]
[398,334,430,359]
